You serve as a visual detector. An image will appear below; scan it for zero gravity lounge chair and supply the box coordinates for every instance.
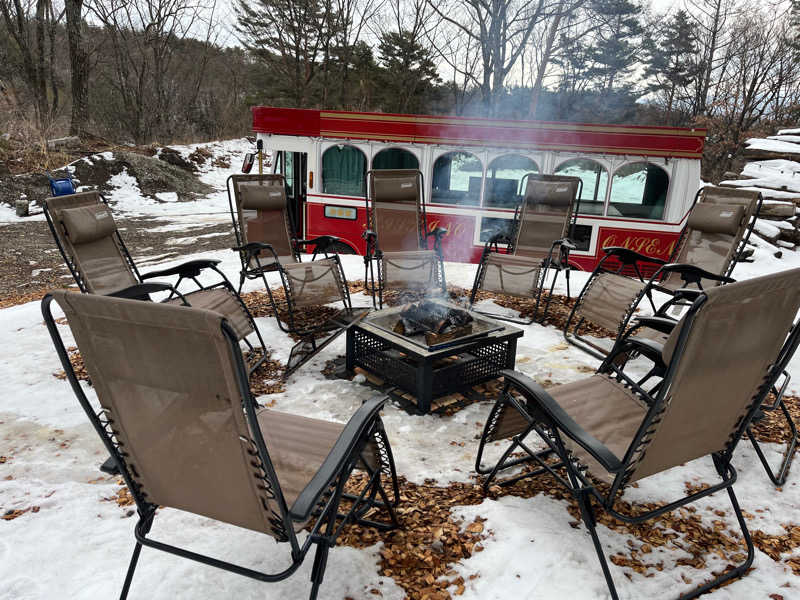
[475,267,800,599]
[564,186,762,358]
[363,169,447,309]
[469,174,582,324]
[43,290,399,600]
[227,174,368,376]
[43,190,267,374]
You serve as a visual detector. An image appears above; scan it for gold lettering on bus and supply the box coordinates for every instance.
[601,233,674,259]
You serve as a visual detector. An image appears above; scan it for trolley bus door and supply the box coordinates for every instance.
[276,151,308,239]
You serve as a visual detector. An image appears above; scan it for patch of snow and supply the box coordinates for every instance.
[754,219,781,239]
[777,127,800,135]
[769,135,800,144]
[155,192,179,202]
[746,138,800,155]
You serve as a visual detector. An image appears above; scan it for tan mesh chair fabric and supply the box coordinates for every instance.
[479,252,542,297]
[51,290,285,537]
[662,186,760,289]
[381,250,440,291]
[229,174,296,268]
[551,375,648,482]
[577,273,645,333]
[629,268,800,482]
[513,175,580,259]
[369,169,425,253]
[45,192,138,295]
[164,288,253,339]
[484,375,647,484]
[283,257,346,308]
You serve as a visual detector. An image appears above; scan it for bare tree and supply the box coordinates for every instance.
[427,0,553,116]
[64,0,89,136]
[88,0,218,143]
[0,0,62,132]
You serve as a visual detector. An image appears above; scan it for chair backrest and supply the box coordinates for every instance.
[666,186,761,285]
[512,174,581,259]
[625,267,800,483]
[51,290,291,539]
[44,191,139,295]
[228,174,297,265]
[366,169,426,253]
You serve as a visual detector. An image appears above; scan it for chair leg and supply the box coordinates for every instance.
[747,399,798,486]
[577,489,619,600]
[308,540,330,600]
[119,541,144,600]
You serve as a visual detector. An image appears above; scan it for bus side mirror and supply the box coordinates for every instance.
[241,153,255,173]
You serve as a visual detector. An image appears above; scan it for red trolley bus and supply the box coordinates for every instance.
[252,107,707,270]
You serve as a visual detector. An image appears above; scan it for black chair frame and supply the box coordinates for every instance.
[226,174,366,376]
[43,193,268,377]
[468,175,582,325]
[362,169,447,309]
[476,293,800,599]
[564,189,763,359]
[43,294,400,600]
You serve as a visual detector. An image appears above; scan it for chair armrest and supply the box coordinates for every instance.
[659,263,735,285]
[632,316,677,335]
[557,238,577,251]
[296,235,339,253]
[289,397,387,522]
[501,370,624,473]
[426,227,448,239]
[602,246,666,266]
[107,282,175,300]
[141,259,222,280]
[485,232,511,247]
[608,336,666,368]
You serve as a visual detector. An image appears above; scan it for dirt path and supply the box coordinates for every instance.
[0,217,233,307]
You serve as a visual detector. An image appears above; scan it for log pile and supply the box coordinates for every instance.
[719,128,800,254]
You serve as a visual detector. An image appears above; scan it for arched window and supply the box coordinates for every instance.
[431,151,482,206]
[609,162,669,220]
[322,145,366,196]
[484,154,539,208]
[555,158,608,216]
[372,147,419,170]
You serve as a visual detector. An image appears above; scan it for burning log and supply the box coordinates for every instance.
[392,300,474,345]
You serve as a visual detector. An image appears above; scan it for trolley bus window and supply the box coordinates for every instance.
[322,145,366,197]
[479,216,514,243]
[431,151,482,206]
[484,154,538,208]
[555,158,608,216]
[372,147,419,170]
[609,162,669,220]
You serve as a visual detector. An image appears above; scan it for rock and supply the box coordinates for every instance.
[158,147,195,172]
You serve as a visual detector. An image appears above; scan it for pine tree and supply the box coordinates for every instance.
[585,0,644,94]
[644,10,701,121]
[377,30,441,114]
[234,0,336,107]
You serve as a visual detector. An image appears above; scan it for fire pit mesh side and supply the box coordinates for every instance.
[430,342,511,396]
[352,328,418,390]
[351,327,514,403]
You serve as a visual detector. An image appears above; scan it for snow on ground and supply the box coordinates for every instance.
[4,143,800,599]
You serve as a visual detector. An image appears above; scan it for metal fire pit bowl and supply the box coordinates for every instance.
[346,299,524,413]
[366,300,504,351]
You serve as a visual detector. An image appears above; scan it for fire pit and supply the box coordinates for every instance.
[346,299,523,413]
